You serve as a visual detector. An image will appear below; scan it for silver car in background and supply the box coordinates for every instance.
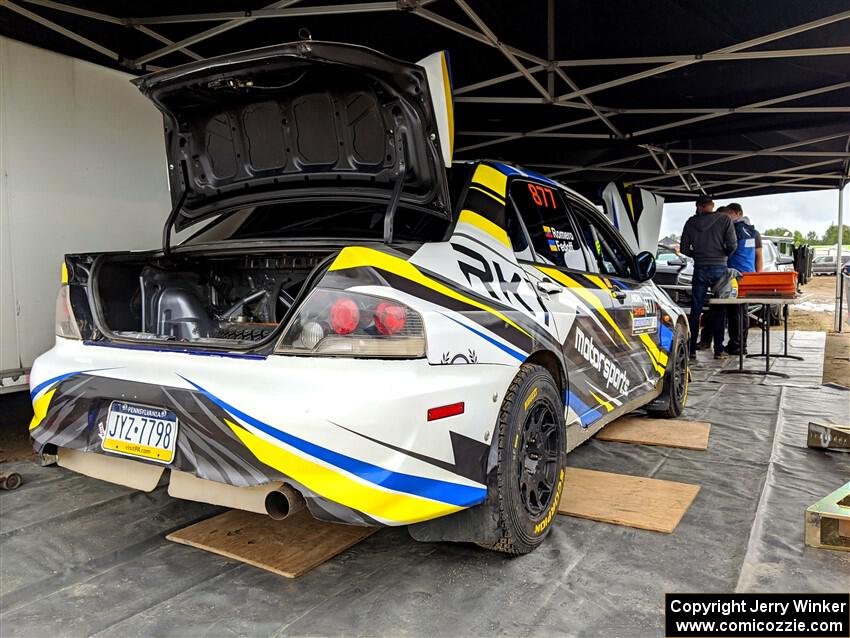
[812,254,850,275]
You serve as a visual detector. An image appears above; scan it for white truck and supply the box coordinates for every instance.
[1,38,169,393]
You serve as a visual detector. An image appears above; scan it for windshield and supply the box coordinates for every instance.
[186,199,450,244]
[763,240,778,263]
[656,247,678,262]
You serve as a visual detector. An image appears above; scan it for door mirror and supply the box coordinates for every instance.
[777,256,795,265]
[667,258,685,267]
[635,251,656,282]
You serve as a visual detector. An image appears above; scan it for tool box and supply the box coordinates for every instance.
[738,271,798,298]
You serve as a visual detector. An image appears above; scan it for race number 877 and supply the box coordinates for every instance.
[528,183,557,208]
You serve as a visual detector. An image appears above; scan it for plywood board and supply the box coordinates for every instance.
[167,509,376,578]
[558,467,700,533]
[595,417,711,450]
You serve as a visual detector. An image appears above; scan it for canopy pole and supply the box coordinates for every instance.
[834,185,846,332]
[547,0,555,96]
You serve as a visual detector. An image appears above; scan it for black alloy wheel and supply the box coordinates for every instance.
[517,401,562,517]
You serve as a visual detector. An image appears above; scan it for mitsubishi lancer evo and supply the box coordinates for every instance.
[30,41,689,554]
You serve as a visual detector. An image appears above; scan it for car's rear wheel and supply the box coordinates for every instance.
[478,363,566,555]
[646,323,689,419]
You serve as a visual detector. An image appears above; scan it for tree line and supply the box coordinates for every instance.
[762,224,850,246]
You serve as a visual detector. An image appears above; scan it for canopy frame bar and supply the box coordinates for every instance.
[4,1,120,61]
[4,0,849,194]
[554,8,850,103]
[132,0,303,66]
[452,46,850,95]
[125,2,399,26]
[712,176,835,196]
[642,144,705,193]
[666,150,850,157]
[556,46,850,67]
[632,133,850,185]
[648,178,833,197]
[834,136,849,331]
[456,115,609,153]
[655,158,844,192]
[451,0,550,101]
[631,80,850,138]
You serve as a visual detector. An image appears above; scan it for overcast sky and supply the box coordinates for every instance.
[660,188,847,239]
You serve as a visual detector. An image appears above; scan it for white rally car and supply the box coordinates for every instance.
[30,41,688,554]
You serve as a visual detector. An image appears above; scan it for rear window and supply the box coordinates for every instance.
[197,200,450,243]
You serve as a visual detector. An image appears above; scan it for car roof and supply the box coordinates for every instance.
[454,159,601,211]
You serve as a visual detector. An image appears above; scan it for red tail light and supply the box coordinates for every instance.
[330,297,359,334]
[374,302,407,335]
[275,288,426,358]
[427,402,465,421]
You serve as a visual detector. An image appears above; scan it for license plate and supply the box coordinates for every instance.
[102,401,178,464]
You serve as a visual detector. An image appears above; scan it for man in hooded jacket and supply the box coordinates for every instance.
[680,195,738,358]
[722,202,762,354]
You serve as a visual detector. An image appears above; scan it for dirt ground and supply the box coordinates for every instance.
[785,274,843,332]
[785,275,849,387]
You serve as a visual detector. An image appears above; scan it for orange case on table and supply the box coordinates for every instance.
[738,271,797,298]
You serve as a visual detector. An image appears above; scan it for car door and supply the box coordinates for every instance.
[505,179,591,342]
[506,179,630,428]
[565,197,665,405]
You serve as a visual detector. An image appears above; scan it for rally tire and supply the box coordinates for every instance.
[479,363,567,555]
[647,323,689,419]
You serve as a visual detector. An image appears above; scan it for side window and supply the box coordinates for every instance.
[570,202,635,278]
[508,180,587,270]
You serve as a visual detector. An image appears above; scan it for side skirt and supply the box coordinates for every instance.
[565,382,664,453]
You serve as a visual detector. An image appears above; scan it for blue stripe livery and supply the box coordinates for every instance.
[181,377,487,508]
[565,390,602,429]
[659,324,674,351]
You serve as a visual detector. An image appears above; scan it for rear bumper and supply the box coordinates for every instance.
[30,338,517,526]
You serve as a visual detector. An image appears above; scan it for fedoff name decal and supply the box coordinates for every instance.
[575,327,630,395]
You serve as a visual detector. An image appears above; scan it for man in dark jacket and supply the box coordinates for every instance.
[680,195,738,358]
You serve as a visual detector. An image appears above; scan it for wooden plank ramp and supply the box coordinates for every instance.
[558,467,700,533]
[595,416,711,450]
[167,509,376,578]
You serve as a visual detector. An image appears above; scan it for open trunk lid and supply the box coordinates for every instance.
[133,41,453,231]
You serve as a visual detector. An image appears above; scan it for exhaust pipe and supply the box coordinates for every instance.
[264,483,305,520]
[169,471,306,519]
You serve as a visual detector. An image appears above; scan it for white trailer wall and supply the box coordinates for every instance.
[0,38,169,389]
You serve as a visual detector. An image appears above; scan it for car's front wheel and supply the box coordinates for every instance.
[479,363,567,555]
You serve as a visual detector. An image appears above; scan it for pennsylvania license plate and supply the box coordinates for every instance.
[102,401,178,464]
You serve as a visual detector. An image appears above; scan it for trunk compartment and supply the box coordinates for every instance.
[92,248,335,347]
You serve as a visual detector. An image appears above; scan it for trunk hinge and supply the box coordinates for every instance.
[383,137,407,244]
[162,161,190,256]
